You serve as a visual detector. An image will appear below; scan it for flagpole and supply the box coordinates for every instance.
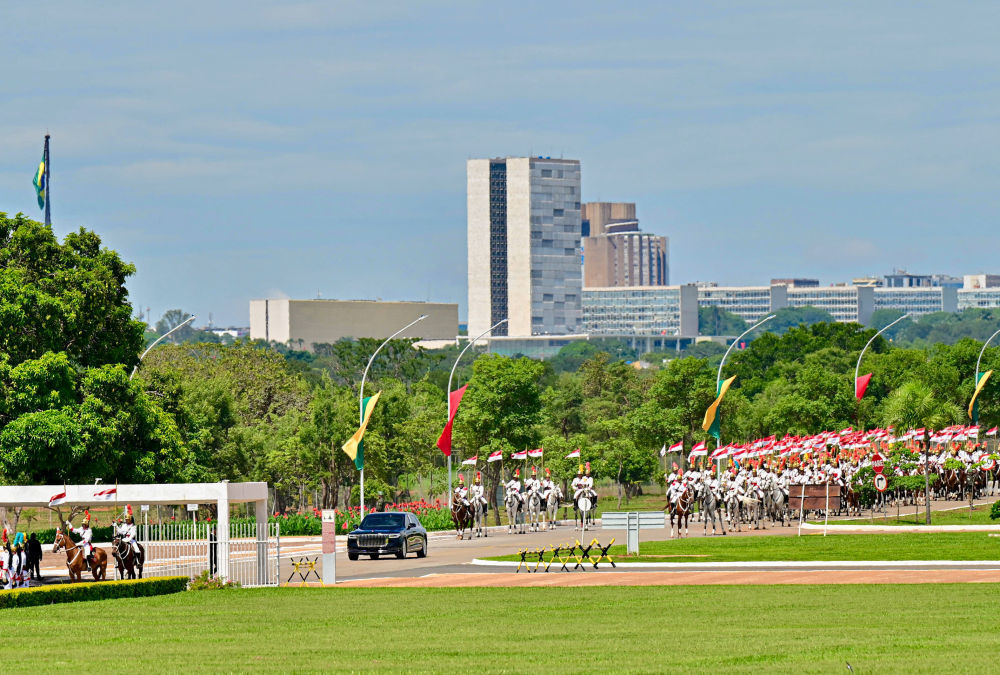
[43,134,51,227]
[446,318,507,508]
[974,328,1000,394]
[360,315,428,511]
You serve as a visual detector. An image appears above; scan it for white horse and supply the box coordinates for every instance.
[505,491,525,534]
[526,489,543,532]
[544,487,562,530]
[575,490,596,531]
[472,499,488,538]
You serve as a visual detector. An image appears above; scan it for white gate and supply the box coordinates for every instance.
[134,521,279,587]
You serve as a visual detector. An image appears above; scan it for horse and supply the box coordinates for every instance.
[52,529,107,582]
[471,499,488,538]
[575,490,596,531]
[505,492,525,534]
[740,493,763,530]
[668,485,693,538]
[699,483,726,536]
[544,487,562,530]
[526,490,543,532]
[112,535,145,579]
[451,501,474,540]
[763,485,787,527]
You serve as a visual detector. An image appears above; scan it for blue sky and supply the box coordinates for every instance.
[2,2,999,326]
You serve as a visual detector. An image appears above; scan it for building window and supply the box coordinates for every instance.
[553,208,564,217]
[541,169,552,177]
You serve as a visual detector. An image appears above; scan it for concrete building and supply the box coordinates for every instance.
[581,202,669,288]
[873,287,957,316]
[786,286,874,324]
[958,287,1000,310]
[582,284,698,337]
[249,299,457,350]
[964,274,1000,290]
[770,278,819,288]
[467,157,582,338]
[696,285,779,323]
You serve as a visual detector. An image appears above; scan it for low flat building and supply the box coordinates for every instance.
[958,287,1000,310]
[873,287,957,317]
[697,285,779,323]
[582,284,698,337]
[249,299,458,350]
[786,286,874,324]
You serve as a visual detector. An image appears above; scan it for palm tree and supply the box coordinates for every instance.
[881,381,962,524]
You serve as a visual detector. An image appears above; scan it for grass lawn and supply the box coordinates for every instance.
[486,532,1000,563]
[824,503,1000,526]
[6,585,1000,672]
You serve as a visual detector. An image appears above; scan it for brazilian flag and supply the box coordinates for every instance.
[32,152,46,210]
[342,391,382,471]
[970,370,993,425]
[704,375,737,440]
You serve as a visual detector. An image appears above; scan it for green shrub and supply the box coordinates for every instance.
[189,570,241,590]
[990,500,1000,521]
[0,576,188,610]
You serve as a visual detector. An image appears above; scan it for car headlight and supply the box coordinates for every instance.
[347,534,357,539]
[388,534,401,539]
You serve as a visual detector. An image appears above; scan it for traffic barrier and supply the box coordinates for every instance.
[286,556,320,585]
[515,538,616,573]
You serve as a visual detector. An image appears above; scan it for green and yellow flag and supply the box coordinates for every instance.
[32,151,46,210]
[342,391,381,471]
[969,370,992,423]
[703,375,736,440]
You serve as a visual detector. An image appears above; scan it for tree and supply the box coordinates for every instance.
[698,306,748,336]
[155,309,196,343]
[880,381,962,524]
[767,306,835,334]
[0,215,183,531]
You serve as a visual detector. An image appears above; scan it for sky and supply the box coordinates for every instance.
[2,2,1000,326]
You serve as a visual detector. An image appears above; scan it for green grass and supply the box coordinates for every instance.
[6,585,1000,672]
[824,503,1000,526]
[486,532,1000,563]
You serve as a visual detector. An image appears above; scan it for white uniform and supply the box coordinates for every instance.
[0,549,10,590]
[540,478,554,501]
[454,485,469,506]
[70,524,94,558]
[571,475,585,500]
[505,478,523,504]
[469,483,487,506]
[118,521,140,553]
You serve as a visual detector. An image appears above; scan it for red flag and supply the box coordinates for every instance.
[436,385,468,457]
[855,373,872,400]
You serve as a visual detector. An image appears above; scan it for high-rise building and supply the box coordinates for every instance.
[467,157,582,338]
[581,202,669,288]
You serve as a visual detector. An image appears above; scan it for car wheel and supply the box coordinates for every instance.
[396,540,407,559]
[348,552,359,561]
[417,537,427,558]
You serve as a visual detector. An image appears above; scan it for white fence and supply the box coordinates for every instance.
[127,521,280,587]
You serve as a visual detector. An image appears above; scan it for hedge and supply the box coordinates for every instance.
[0,576,189,610]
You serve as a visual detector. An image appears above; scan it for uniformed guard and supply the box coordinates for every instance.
[469,472,487,508]
[454,473,470,506]
[505,469,523,506]
[67,510,95,569]
[571,465,586,501]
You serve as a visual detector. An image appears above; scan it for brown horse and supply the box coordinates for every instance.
[112,535,145,579]
[668,486,693,538]
[53,530,107,582]
[451,501,474,540]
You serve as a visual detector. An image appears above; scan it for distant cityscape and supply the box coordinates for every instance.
[247,155,1000,354]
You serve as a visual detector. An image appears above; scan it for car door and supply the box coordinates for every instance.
[407,514,422,550]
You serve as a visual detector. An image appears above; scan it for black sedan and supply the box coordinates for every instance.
[347,511,428,560]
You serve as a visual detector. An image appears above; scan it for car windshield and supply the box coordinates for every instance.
[359,514,405,529]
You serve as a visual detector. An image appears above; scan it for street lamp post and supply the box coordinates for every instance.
[854,313,909,400]
[358,315,427,511]
[713,314,775,476]
[130,315,196,380]
[974,328,1000,388]
[446,318,507,507]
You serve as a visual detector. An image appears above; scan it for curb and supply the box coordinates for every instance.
[469,558,1000,569]
[799,523,1000,533]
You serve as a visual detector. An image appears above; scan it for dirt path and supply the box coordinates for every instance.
[333,569,1000,587]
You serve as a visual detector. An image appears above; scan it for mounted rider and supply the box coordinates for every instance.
[667,469,686,505]
[454,473,470,507]
[117,504,141,554]
[505,469,523,506]
[571,465,585,500]
[67,510,95,568]
[524,466,541,501]
[0,528,10,590]
[469,472,487,509]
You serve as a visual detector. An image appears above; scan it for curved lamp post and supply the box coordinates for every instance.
[716,314,776,394]
[358,314,427,510]
[130,315,196,380]
[854,313,909,398]
[446,318,507,507]
[711,314,775,476]
[974,328,1000,386]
